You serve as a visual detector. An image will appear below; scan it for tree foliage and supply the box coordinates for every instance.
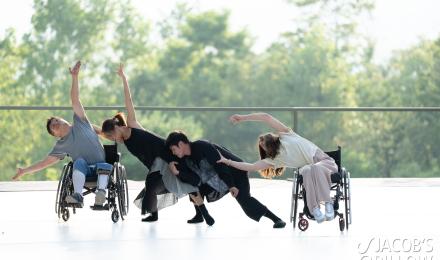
[0,0,438,180]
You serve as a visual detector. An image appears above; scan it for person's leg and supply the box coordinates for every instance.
[92,163,112,206]
[312,151,337,221]
[141,171,168,222]
[189,191,214,226]
[96,164,111,190]
[301,151,337,223]
[66,158,89,204]
[187,193,203,224]
[233,173,285,228]
[300,164,325,223]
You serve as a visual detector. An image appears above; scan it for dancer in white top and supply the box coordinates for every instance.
[217,113,338,223]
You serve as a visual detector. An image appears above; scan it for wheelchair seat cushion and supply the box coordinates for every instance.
[330,172,341,183]
[297,171,341,184]
[85,174,98,182]
[96,163,113,175]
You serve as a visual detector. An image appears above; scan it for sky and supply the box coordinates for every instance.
[0,0,439,63]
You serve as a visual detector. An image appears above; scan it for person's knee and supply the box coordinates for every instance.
[300,165,311,175]
[235,192,251,204]
[73,158,88,176]
[73,158,87,170]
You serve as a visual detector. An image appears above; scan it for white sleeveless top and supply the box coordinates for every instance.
[262,130,319,168]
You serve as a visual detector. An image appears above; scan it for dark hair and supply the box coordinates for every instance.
[46,117,56,136]
[165,130,190,148]
[102,112,127,133]
[258,133,285,178]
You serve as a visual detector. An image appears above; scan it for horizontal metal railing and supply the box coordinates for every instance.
[2,106,439,133]
[1,106,439,111]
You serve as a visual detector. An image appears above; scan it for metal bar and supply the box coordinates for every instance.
[292,111,298,133]
[1,106,440,112]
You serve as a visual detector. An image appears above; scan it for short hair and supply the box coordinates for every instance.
[46,117,56,136]
[165,130,190,148]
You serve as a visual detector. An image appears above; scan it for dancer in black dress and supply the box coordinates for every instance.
[101,64,205,222]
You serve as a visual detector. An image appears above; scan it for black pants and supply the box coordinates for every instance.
[195,173,269,221]
[233,172,268,222]
[142,171,169,214]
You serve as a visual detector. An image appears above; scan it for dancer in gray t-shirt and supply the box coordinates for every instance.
[12,61,109,207]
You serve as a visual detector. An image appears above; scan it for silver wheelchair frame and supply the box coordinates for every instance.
[290,146,352,231]
[54,144,129,223]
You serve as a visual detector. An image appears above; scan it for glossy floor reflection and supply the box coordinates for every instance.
[1,178,439,260]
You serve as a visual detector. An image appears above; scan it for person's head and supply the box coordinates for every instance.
[101,112,128,142]
[165,130,191,158]
[257,132,285,178]
[46,116,71,138]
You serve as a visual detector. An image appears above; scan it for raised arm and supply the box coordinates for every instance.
[229,112,290,133]
[12,156,59,180]
[69,61,86,119]
[92,124,102,136]
[117,64,143,129]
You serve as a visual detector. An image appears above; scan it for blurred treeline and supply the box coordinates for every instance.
[0,0,439,181]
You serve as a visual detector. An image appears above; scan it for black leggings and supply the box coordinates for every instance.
[194,174,269,222]
[233,173,269,221]
[142,171,169,214]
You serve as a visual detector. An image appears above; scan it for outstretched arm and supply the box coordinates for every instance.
[229,112,290,133]
[12,156,59,180]
[216,152,272,172]
[69,61,86,120]
[117,64,143,129]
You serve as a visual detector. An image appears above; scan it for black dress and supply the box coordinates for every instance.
[125,128,197,214]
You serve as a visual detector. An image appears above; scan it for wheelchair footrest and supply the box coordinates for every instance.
[90,204,110,211]
[67,203,83,208]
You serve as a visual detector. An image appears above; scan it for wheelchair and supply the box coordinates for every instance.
[290,146,352,231]
[55,144,129,223]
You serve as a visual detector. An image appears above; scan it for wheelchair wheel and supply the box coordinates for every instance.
[55,164,68,214]
[347,171,352,225]
[291,169,301,229]
[115,164,129,221]
[56,162,73,219]
[339,218,345,231]
[62,208,70,222]
[118,164,129,217]
[298,218,309,231]
[111,210,119,223]
[343,169,352,230]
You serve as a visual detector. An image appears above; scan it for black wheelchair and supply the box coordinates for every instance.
[55,144,129,223]
[290,146,352,231]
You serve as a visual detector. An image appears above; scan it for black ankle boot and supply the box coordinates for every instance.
[273,219,286,228]
[187,205,204,224]
[142,211,158,222]
[198,204,215,226]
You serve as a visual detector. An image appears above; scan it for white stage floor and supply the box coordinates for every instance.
[1,178,439,260]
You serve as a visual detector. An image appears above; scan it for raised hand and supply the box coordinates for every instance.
[116,63,126,78]
[69,61,81,77]
[12,167,25,181]
[229,114,243,124]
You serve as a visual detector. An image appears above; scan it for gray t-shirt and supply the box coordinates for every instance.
[49,114,105,164]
